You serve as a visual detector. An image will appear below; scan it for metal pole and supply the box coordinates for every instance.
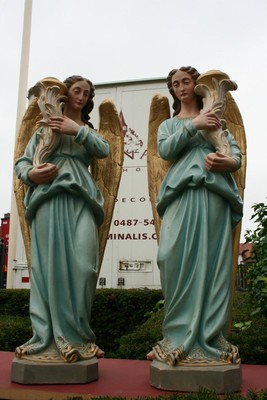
[6,0,33,288]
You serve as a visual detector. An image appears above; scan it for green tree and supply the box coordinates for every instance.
[244,200,267,317]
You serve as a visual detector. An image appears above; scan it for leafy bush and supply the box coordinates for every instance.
[230,292,267,364]
[90,288,163,356]
[0,315,31,352]
[245,201,267,317]
[0,289,30,316]
[118,306,163,359]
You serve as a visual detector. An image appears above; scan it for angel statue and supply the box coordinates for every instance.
[147,67,246,367]
[14,75,124,363]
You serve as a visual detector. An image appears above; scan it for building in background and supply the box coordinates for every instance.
[0,213,10,288]
[236,242,253,291]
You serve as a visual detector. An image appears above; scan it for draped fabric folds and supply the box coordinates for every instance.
[14,126,109,362]
[153,118,243,366]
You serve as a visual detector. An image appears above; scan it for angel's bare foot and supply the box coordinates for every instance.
[146,350,156,361]
[96,348,104,358]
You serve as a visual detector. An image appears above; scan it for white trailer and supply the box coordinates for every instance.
[91,78,172,289]
[9,78,172,289]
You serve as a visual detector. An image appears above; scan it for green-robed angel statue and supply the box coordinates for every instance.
[147,67,246,367]
[14,76,124,363]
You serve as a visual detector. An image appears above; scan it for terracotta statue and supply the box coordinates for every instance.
[147,67,246,366]
[14,76,123,362]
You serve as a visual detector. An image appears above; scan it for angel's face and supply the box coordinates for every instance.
[67,80,91,111]
[171,70,196,104]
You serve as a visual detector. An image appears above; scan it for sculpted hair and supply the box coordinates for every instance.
[63,75,95,128]
[167,66,203,117]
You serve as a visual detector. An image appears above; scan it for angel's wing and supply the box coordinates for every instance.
[147,94,171,241]
[14,96,41,270]
[223,92,247,199]
[91,99,124,272]
[222,91,247,327]
[194,70,247,201]
[14,77,68,271]
[197,71,248,319]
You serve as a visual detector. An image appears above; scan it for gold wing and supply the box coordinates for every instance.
[196,70,247,329]
[147,94,171,241]
[91,99,124,272]
[14,77,68,271]
[195,70,247,311]
[222,91,247,330]
[14,93,41,270]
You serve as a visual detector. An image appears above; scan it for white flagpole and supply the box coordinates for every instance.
[6,0,33,288]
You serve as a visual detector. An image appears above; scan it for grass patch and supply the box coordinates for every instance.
[47,389,267,400]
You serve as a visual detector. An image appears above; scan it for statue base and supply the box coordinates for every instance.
[11,357,98,384]
[150,360,241,394]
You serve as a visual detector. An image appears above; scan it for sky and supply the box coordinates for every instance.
[0,0,266,241]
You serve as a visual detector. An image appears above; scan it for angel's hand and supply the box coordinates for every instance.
[192,110,221,131]
[205,152,237,172]
[48,116,80,136]
[28,163,58,184]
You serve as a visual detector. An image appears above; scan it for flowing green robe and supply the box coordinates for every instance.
[14,126,109,362]
[154,118,243,366]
